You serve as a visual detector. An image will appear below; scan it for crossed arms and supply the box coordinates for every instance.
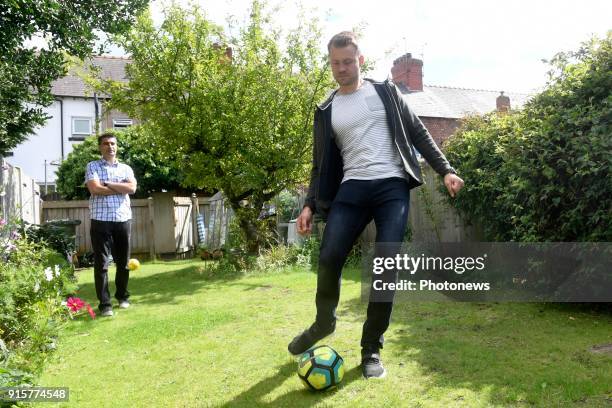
[86,178,137,196]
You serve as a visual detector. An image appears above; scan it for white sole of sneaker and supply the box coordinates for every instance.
[364,368,387,379]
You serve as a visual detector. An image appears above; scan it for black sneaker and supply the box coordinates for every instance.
[100,307,114,317]
[361,348,387,379]
[287,321,335,355]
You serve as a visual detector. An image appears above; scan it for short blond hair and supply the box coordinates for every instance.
[327,31,360,54]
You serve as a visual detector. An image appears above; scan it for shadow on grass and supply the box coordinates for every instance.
[337,294,612,406]
[74,261,255,307]
[74,259,349,309]
[221,361,362,407]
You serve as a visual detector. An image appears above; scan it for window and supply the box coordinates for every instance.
[70,117,92,141]
[113,119,133,129]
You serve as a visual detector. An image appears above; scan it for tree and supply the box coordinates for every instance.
[0,0,149,156]
[443,33,611,242]
[99,1,334,253]
[56,126,182,200]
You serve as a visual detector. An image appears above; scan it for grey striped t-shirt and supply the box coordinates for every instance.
[331,81,406,183]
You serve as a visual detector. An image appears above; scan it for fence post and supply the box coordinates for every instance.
[191,193,199,250]
[147,196,156,260]
[0,159,5,218]
[16,166,23,221]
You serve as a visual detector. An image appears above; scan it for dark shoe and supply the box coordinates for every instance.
[361,347,387,379]
[288,321,336,355]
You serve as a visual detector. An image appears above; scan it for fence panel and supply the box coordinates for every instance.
[0,160,41,224]
[42,199,152,255]
[358,165,482,244]
[174,197,193,253]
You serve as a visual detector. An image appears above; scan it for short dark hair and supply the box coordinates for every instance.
[327,31,360,53]
[97,132,117,145]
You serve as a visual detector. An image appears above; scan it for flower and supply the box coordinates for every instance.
[0,218,5,226]
[66,297,85,313]
[4,241,16,253]
[66,297,95,319]
[44,267,54,281]
[10,230,20,240]
[54,264,60,277]
[86,304,96,319]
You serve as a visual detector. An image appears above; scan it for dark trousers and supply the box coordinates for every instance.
[90,220,131,311]
[315,177,410,350]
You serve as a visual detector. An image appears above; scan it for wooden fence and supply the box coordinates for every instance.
[359,164,483,244]
[42,193,234,259]
[42,198,155,256]
[41,165,480,261]
[200,192,233,249]
[0,159,41,224]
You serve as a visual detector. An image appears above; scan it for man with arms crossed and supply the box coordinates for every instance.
[288,32,464,379]
[86,133,137,317]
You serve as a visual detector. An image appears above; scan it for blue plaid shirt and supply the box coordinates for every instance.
[85,159,135,222]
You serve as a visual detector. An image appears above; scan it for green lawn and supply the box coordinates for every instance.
[39,260,612,407]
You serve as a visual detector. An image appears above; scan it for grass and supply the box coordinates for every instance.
[39,259,612,407]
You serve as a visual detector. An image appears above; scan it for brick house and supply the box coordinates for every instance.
[391,53,531,146]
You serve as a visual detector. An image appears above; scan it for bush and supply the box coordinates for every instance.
[21,220,79,263]
[443,34,611,242]
[0,218,77,388]
[274,190,300,223]
[55,126,183,200]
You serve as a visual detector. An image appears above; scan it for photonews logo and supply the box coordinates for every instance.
[364,242,612,302]
[372,253,488,275]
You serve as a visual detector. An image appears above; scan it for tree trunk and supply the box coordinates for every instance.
[228,198,263,255]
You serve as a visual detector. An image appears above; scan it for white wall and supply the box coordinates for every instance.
[8,101,63,185]
[8,97,94,185]
[62,97,96,157]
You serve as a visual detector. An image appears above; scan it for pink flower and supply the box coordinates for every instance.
[66,297,85,313]
[86,304,96,319]
[0,218,6,226]
[66,297,96,319]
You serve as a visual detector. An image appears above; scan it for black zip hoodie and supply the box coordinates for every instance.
[304,78,456,220]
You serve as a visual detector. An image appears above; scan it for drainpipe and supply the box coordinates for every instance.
[94,92,100,134]
[58,98,64,160]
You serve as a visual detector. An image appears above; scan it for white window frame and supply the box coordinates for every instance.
[113,119,134,129]
[71,117,93,136]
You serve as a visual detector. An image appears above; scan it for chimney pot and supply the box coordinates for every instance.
[496,91,511,113]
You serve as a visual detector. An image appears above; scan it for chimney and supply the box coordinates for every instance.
[212,43,233,63]
[225,46,233,61]
[496,91,511,113]
[391,53,423,92]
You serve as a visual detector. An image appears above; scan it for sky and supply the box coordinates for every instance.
[146,0,611,94]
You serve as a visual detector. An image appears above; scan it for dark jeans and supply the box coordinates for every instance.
[90,219,131,311]
[315,177,410,350]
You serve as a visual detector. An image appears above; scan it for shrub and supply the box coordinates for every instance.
[443,34,611,242]
[21,220,78,264]
[55,126,182,200]
[0,218,77,387]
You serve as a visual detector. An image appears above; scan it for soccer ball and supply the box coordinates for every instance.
[297,345,344,391]
[127,258,140,271]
